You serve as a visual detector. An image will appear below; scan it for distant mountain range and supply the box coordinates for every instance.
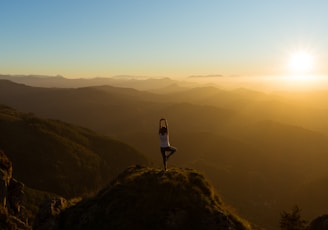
[0,74,196,91]
[2,77,328,229]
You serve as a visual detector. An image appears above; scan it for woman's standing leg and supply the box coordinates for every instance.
[161,148,167,170]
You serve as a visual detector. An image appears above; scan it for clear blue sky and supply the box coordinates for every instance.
[1,0,328,78]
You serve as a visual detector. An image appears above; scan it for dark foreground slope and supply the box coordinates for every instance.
[35,165,251,230]
[0,105,148,198]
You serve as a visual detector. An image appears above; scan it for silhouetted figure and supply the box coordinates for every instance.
[159,118,177,171]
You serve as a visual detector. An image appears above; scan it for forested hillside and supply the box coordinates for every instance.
[0,105,148,197]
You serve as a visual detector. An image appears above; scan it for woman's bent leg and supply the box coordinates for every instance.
[167,146,177,159]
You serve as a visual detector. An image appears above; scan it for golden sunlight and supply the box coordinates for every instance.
[288,50,314,74]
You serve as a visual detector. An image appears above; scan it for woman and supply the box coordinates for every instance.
[159,118,177,171]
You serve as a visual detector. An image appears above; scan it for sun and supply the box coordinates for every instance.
[282,48,324,87]
[288,50,314,74]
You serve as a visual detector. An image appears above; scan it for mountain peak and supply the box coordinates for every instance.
[35,165,251,230]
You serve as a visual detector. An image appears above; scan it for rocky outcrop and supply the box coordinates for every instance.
[33,197,68,230]
[0,150,30,229]
[34,165,251,230]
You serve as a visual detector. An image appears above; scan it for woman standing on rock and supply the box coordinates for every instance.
[159,118,177,171]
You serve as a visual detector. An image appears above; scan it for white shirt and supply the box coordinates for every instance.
[159,133,170,147]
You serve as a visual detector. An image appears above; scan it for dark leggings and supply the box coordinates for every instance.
[160,146,177,170]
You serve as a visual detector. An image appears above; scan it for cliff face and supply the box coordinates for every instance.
[0,150,12,209]
[35,165,251,230]
[0,150,30,229]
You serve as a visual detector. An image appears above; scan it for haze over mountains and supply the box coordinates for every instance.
[1,75,328,229]
[0,74,196,90]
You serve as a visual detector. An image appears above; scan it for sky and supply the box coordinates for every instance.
[1,0,328,79]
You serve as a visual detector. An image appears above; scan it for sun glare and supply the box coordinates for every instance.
[280,48,326,89]
[288,50,314,74]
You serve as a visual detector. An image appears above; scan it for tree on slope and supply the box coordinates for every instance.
[280,205,307,230]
